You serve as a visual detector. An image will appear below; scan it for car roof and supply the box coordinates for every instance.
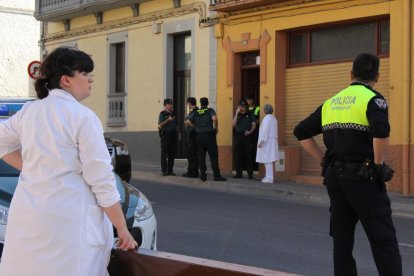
[0,98,36,103]
[0,98,36,118]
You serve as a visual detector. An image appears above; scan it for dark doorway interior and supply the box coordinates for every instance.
[173,33,191,159]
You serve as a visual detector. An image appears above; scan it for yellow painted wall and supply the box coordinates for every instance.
[71,14,96,30]
[43,0,212,133]
[104,7,132,22]
[216,0,409,147]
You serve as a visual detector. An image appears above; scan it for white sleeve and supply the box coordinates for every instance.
[258,118,269,144]
[77,111,120,208]
[0,113,21,158]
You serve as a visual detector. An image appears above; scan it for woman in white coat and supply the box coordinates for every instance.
[0,47,137,276]
[256,104,279,183]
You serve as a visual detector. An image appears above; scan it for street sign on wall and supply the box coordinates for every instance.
[27,61,41,79]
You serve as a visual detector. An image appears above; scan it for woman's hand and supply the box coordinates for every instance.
[103,202,138,251]
[116,227,138,251]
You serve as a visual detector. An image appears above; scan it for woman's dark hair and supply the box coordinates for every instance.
[352,53,380,82]
[34,47,94,99]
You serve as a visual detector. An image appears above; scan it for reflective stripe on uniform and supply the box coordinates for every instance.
[322,85,376,132]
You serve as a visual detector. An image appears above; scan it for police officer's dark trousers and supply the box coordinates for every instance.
[160,132,176,174]
[196,132,221,177]
[234,133,254,176]
[325,165,402,276]
[186,131,198,176]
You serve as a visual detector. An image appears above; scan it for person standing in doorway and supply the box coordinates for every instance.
[293,53,402,276]
[183,97,199,178]
[158,98,178,176]
[256,104,279,183]
[232,99,257,179]
[246,94,260,121]
[246,94,260,172]
[189,97,226,182]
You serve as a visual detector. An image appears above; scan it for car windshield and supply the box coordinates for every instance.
[0,160,20,176]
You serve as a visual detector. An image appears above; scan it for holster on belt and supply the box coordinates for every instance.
[321,152,331,177]
[357,159,394,184]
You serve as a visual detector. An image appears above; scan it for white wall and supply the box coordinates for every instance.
[0,0,40,97]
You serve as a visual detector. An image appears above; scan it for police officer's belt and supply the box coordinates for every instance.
[330,160,361,170]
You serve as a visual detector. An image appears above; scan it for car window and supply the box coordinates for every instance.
[0,160,20,176]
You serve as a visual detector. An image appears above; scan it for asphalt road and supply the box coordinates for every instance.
[132,179,414,276]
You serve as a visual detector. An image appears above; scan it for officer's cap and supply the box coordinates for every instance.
[186,97,196,106]
[163,98,173,105]
[238,99,247,106]
[200,97,209,106]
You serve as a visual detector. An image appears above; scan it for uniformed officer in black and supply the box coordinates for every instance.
[232,99,257,179]
[158,98,178,176]
[294,53,402,276]
[183,97,199,178]
[189,97,226,182]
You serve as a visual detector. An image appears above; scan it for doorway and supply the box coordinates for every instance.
[173,33,192,159]
[233,51,260,171]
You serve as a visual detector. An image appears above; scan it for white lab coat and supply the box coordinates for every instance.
[0,89,120,276]
[256,114,279,163]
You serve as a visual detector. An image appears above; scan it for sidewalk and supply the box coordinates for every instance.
[131,161,414,219]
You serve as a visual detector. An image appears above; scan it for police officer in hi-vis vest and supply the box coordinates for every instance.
[189,97,226,182]
[246,94,260,171]
[294,53,402,276]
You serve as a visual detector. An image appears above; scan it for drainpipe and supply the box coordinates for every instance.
[402,0,411,195]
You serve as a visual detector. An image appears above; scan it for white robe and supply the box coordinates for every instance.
[0,89,120,276]
[256,114,279,163]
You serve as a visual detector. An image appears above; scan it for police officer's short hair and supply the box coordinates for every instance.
[200,97,209,107]
[352,53,380,81]
[263,104,273,114]
[186,97,196,106]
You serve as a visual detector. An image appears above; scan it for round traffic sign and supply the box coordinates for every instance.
[27,61,41,79]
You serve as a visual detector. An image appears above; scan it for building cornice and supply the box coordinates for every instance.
[42,2,207,43]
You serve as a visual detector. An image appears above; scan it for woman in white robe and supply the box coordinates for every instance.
[0,47,137,276]
[256,104,279,183]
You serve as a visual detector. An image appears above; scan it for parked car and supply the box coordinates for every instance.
[0,98,132,183]
[0,160,157,256]
[0,99,155,256]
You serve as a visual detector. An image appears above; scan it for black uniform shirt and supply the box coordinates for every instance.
[189,107,216,133]
[293,83,390,162]
[235,112,256,134]
[158,110,177,133]
[185,107,198,133]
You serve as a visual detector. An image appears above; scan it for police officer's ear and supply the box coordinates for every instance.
[350,71,354,81]
[375,73,380,83]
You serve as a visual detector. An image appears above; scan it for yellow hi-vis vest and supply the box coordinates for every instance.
[322,85,376,132]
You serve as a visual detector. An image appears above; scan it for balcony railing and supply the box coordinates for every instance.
[34,0,151,22]
[107,93,126,127]
[210,0,292,13]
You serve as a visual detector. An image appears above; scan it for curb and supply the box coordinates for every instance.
[131,170,414,219]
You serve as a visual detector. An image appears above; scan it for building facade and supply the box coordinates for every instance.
[0,0,40,97]
[36,0,217,165]
[210,0,414,195]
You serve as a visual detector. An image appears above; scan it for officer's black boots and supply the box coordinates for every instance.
[214,175,227,181]
[233,173,242,178]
